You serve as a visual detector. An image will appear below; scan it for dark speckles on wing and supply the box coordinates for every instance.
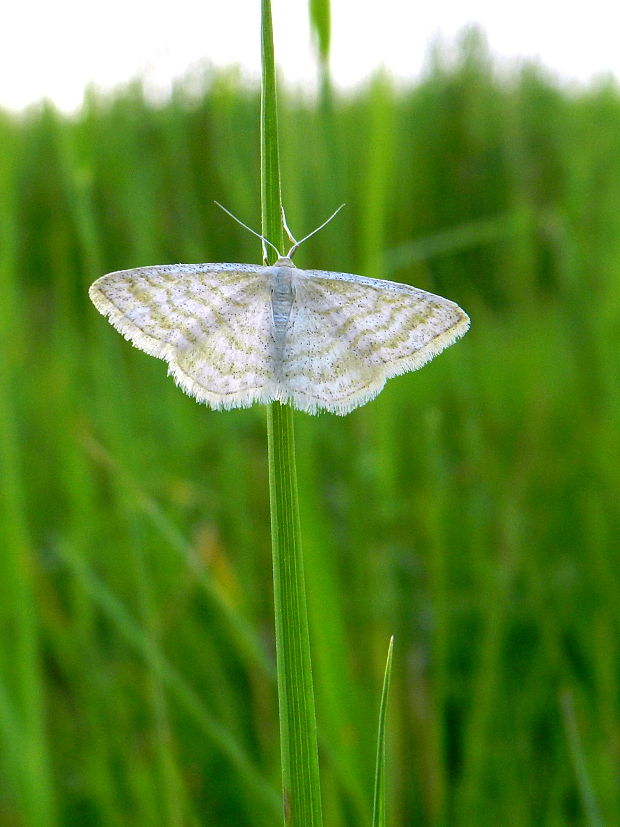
[280,269,468,405]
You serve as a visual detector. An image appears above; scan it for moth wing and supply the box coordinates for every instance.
[89,263,278,409]
[283,268,469,414]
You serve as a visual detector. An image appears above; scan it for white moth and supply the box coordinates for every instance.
[89,206,470,415]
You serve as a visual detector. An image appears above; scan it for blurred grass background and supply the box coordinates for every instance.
[1,29,619,825]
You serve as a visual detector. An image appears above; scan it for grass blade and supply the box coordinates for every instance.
[560,690,603,827]
[309,0,331,65]
[261,2,323,824]
[372,636,394,827]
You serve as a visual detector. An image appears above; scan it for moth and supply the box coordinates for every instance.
[89,205,469,415]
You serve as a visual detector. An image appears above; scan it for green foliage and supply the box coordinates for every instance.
[1,36,619,824]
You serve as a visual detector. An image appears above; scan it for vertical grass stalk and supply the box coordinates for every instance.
[372,637,394,827]
[260,2,323,825]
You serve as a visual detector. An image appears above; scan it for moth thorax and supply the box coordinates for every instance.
[271,265,295,339]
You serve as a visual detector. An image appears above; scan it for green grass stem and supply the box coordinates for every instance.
[372,636,394,827]
[261,2,323,824]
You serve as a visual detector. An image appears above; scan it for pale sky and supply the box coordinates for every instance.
[3,0,620,112]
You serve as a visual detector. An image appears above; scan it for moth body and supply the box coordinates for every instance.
[269,257,296,367]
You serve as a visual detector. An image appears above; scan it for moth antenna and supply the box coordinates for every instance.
[214,201,282,259]
[281,205,298,247]
[286,204,346,259]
